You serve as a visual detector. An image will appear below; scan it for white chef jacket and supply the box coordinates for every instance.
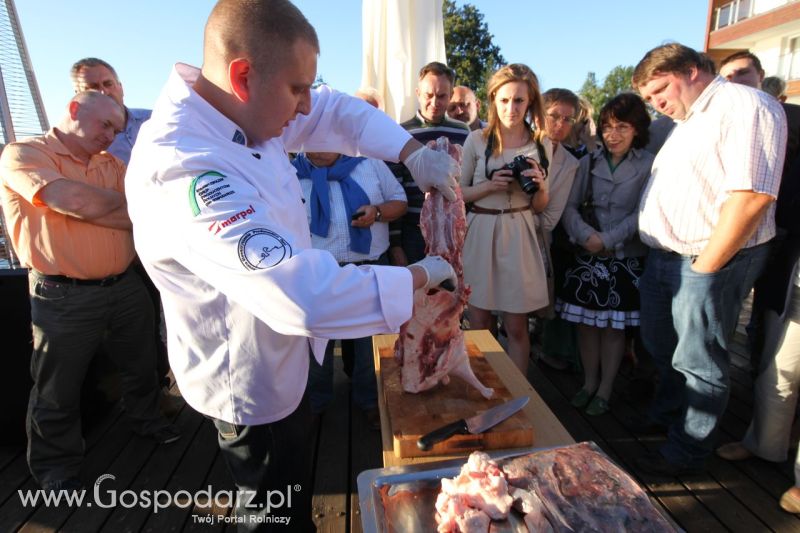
[125,63,414,425]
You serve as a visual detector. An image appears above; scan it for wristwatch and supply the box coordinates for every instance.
[374,206,383,222]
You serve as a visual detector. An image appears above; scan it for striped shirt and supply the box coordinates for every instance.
[0,129,134,279]
[638,76,787,255]
[387,112,469,248]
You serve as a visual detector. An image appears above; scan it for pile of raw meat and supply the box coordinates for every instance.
[394,137,493,399]
[434,443,674,532]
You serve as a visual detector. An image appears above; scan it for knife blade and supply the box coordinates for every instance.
[416,396,529,451]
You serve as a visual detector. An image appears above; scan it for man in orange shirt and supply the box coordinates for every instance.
[0,91,179,491]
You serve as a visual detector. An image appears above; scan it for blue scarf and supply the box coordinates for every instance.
[292,154,372,254]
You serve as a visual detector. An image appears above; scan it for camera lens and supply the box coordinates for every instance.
[510,156,538,194]
[519,175,538,194]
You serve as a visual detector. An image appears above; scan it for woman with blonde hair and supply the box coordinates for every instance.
[460,63,549,373]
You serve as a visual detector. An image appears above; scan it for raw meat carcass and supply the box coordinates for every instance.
[500,442,674,532]
[394,137,493,399]
[435,452,514,532]
[377,443,675,532]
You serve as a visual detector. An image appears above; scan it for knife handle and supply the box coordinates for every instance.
[417,419,469,451]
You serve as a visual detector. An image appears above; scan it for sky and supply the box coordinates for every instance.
[16,1,710,127]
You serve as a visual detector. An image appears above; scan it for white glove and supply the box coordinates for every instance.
[403,146,458,202]
[411,255,457,291]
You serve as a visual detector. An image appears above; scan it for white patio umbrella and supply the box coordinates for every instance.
[360,0,447,123]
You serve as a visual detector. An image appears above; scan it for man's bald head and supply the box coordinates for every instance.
[69,92,125,124]
[448,85,480,128]
[59,92,125,158]
[204,0,319,75]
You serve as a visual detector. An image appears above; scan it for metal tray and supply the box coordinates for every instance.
[357,443,683,533]
[357,447,538,533]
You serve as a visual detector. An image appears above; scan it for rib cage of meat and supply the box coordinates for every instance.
[394,137,493,399]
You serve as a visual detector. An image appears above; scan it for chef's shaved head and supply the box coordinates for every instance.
[204,0,319,74]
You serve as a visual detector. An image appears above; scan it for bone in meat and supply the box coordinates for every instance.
[394,137,493,399]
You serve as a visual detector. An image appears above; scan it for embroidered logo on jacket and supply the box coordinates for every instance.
[189,171,235,216]
[208,205,256,235]
[237,228,292,270]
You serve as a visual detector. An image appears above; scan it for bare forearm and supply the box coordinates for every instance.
[379,200,407,222]
[407,265,427,290]
[81,205,133,230]
[462,181,499,203]
[399,139,424,162]
[531,189,549,214]
[692,191,774,272]
[40,179,126,221]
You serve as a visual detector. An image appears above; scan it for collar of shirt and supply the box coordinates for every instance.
[416,110,444,127]
[42,127,114,166]
[124,107,151,129]
[169,63,251,148]
[681,75,725,123]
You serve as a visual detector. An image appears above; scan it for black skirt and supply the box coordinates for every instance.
[555,253,645,329]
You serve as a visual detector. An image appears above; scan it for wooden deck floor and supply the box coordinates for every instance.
[525,313,800,533]
[0,353,379,533]
[1,308,800,531]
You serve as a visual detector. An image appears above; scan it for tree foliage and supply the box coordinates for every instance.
[443,0,504,117]
[579,65,634,123]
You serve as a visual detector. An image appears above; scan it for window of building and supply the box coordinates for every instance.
[789,36,800,80]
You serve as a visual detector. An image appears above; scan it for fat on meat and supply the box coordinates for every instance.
[435,452,514,532]
[394,137,493,399]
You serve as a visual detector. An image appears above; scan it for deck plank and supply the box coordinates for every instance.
[311,353,349,533]
[100,405,206,532]
[138,420,223,532]
[348,395,382,533]
[181,452,234,533]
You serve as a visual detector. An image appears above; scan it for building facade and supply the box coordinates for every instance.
[705,0,800,103]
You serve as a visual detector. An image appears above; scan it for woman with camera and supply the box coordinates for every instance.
[556,93,653,415]
[459,63,550,374]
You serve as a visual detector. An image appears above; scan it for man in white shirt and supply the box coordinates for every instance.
[124,1,458,530]
[632,43,787,476]
[293,151,407,428]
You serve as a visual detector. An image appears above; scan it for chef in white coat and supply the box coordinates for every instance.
[124,1,458,531]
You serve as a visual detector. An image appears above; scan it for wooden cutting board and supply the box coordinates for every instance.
[378,341,534,458]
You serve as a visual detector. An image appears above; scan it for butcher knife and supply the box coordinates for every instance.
[417,396,529,451]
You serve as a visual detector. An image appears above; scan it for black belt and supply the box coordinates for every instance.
[34,269,128,287]
[339,259,381,267]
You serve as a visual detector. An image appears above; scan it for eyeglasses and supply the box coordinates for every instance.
[602,123,633,135]
[546,113,576,125]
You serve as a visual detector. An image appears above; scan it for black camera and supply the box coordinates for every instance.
[492,155,538,194]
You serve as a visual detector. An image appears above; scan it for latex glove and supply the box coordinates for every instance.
[410,255,457,291]
[403,146,458,202]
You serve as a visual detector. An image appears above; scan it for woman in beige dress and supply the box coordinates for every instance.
[460,64,549,373]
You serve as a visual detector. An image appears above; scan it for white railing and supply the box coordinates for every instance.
[714,0,799,30]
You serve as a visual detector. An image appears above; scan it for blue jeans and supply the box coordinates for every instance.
[640,244,769,468]
[308,336,377,412]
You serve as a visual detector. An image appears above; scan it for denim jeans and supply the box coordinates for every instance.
[212,393,315,532]
[307,254,386,412]
[308,336,377,412]
[26,269,167,487]
[640,244,769,468]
